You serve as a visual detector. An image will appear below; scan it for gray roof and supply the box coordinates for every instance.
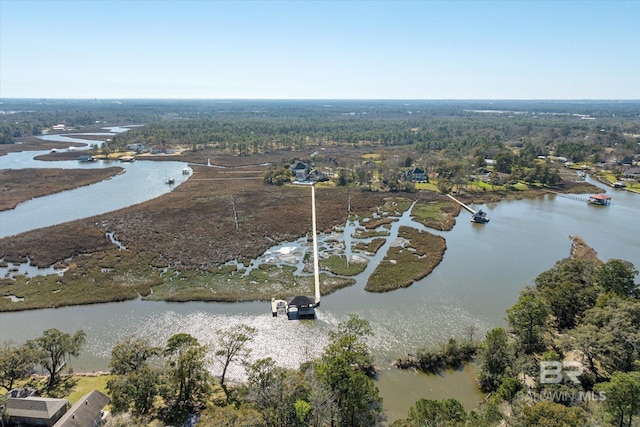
[287,295,315,307]
[53,390,110,427]
[7,396,68,420]
[290,161,309,170]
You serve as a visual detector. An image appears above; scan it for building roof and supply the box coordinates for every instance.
[590,194,611,200]
[7,396,68,420]
[287,295,315,307]
[53,390,110,427]
[290,161,309,170]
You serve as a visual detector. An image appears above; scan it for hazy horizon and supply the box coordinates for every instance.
[2,98,639,102]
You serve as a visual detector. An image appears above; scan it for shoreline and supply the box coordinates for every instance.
[0,167,124,211]
[0,139,611,313]
[0,180,600,313]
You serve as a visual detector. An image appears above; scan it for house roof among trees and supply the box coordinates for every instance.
[290,161,309,170]
[53,390,110,427]
[7,396,68,420]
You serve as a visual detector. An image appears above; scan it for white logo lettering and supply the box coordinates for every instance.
[540,361,583,384]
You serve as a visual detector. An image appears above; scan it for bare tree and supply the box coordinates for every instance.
[464,325,478,344]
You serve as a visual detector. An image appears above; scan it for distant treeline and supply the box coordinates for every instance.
[2,100,639,163]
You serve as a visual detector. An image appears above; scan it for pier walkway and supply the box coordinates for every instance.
[544,190,590,203]
[446,194,476,214]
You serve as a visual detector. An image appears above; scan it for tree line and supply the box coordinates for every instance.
[391,253,639,427]
[1,315,383,427]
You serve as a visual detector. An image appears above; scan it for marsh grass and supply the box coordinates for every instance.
[353,229,390,239]
[411,200,457,231]
[365,226,446,292]
[320,254,367,276]
[0,249,164,311]
[145,263,354,302]
[0,195,436,310]
[353,238,386,255]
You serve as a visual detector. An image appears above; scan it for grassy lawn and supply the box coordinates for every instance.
[624,182,640,193]
[62,375,112,404]
[599,171,618,184]
[9,374,113,405]
[415,182,439,192]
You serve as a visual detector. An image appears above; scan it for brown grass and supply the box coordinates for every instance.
[0,143,596,310]
[0,168,123,211]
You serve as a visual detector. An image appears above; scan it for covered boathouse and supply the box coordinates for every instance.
[588,194,611,205]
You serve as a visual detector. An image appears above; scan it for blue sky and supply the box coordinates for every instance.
[1,0,639,99]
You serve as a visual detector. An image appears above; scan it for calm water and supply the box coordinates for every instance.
[0,133,189,238]
[1,136,638,419]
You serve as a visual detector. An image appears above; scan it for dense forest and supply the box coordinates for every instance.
[2,100,640,165]
[391,241,640,427]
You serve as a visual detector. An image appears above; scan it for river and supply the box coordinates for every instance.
[1,133,639,421]
[0,133,191,238]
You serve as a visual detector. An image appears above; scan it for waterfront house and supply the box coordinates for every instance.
[6,389,110,427]
[623,167,640,180]
[126,142,149,153]
[308,169,329,182]
[290,161,310,181]
[52,390,110,427]
[402,167,427,182]
[7,395,69,427]
[78,155,96,162]
[150,146,169,154]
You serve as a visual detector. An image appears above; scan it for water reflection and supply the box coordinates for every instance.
[0,257,66,279]
[0,129,189,238]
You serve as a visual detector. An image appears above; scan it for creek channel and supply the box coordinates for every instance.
[1,131,639,421]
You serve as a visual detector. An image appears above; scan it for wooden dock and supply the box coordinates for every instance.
[546,190,611,205]
[271,298,287,317]
[446,194,476,214]
[545,190,590,203]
